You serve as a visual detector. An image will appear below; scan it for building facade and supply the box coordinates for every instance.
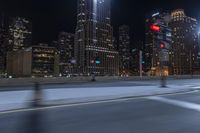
[75,0,119,76]
[118,25,131,76]
[169,9,199,75]
[0,14,9,74]
[57,32,75,76]
[130,49,140,75]
[112,37,118,51]
[7,46,59,77]
[8,17,32,51]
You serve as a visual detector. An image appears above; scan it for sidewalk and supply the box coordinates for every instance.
[0,85,197,112]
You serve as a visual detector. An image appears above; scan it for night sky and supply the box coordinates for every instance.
[0,0,200,46]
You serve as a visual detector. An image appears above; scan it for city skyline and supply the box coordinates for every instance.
[1,1,200,132]
[0,0,200,44]
[0,0,200,77]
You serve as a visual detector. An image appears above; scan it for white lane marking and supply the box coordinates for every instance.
[147,96,200,112]
[0,98,137,115]
[192,86,200,89]
[0,90,198,115]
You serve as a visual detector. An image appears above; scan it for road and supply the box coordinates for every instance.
[1,86,200,133]
[0,78,199,91]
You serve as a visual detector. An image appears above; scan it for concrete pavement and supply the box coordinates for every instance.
[1,90,200,133]
[0,79,200,112]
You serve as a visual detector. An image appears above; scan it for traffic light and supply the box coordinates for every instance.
[150,24,161,32]
[160,43,165,49]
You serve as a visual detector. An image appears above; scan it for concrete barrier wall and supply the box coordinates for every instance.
[0,75,200,87]
[0,77,90,87]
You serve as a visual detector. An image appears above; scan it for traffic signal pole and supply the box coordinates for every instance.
[160,57,167,87]
[150,22,171,88]
[91,59,96,82]
[139,50,143,78]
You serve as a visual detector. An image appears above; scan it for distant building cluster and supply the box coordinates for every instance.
[145,9,200,76]
[118,25,131,76]
[0,0,199,78]
[7,46,59,77]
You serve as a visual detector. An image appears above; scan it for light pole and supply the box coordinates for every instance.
[91,0,97,81]
[150,22,171,88]
[139,50,143,78]
[198,30,200,58]
[198,31,200,73]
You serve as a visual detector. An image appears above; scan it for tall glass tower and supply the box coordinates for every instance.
[75,0,119,76]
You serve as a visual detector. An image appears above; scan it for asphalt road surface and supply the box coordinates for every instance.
[1,89,200,133]
[0,78,199,91]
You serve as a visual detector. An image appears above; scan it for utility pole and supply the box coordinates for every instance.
[139,50,143,78]
[91,57,96,82]
[190,50,192,76]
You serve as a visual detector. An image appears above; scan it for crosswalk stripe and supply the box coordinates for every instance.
[192,86,200,89]
[147,96,200,112]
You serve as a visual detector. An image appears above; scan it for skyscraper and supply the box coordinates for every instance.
[169,9,199,75]
[118,25,131,76]
[57,32,75,75]
[8,17,32,51]
[129,41,144,76]
[75,0,119,76]
[112,37,118,51]
[0,14,8,74]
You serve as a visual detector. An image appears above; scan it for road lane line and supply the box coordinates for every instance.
[192,86,200,89]
[147,96,200,112]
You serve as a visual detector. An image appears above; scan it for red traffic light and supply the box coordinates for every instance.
[150,24,160,32]
[160,43,165,49]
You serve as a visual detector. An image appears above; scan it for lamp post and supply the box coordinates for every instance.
[198,29,200,72]
[139,50,143,78]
